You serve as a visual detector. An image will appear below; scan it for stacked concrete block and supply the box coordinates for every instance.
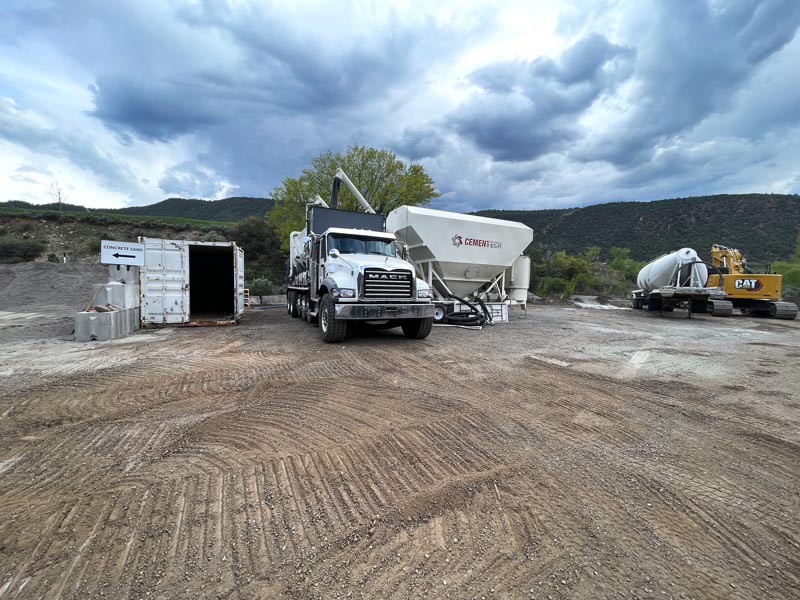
[75,267,141,342]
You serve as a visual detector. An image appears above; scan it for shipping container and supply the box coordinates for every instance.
[138,238,245,326]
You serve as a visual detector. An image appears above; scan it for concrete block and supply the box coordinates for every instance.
[108,265,140,285]
[91,282,140,309]
[75,307,140,342]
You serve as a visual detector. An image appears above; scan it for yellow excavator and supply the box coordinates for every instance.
[706,244,797,320]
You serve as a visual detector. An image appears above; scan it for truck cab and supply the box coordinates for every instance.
[287,209,435,342]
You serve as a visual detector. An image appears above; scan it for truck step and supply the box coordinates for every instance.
[707,299,733,317]
[770,301,798,320]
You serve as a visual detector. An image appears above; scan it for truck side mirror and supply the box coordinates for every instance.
[394,241,408,260]
[329,248,340,259]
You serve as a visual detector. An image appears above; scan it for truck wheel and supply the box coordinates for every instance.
[288,291,299,317]
[306,299,317,325]
[319,294,347,343]
[433,304,447,323]
[401,317,433,339]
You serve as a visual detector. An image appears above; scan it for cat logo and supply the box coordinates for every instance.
[734,278,763,291]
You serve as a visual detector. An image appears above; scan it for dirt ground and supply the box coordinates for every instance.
[0,264,798,599]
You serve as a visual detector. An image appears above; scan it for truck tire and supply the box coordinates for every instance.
[319,294,347,343]
[306,299,317,325]
[288,291,299,317]
[433,304,447,323]
[401,317,433,339]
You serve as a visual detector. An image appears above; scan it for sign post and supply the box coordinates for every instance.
[100,240,145,266]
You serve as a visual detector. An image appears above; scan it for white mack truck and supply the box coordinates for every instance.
[286,169,435,343]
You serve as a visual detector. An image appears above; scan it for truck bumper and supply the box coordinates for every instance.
[334,303,435,320]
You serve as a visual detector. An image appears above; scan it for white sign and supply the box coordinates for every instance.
[100,240,145,266]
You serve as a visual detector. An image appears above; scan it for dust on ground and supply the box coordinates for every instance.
[0,263,798,599]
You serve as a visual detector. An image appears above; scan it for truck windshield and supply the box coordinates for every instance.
[328,234,395,257]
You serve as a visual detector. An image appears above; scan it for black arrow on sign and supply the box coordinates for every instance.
[113,252,136,259]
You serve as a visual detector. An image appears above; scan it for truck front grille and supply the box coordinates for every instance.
[362,268,413,299]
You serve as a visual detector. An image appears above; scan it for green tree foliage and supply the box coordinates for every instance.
[268,145,439,251]
[772,230,800,291]
[478,194,800,264]
[793,231,800,263]
[247,277,280,302]
[529,246,645,298]
[231,216,284,284]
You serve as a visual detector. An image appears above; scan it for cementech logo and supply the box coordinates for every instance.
[451,234,502,249]
[734,278,763,291]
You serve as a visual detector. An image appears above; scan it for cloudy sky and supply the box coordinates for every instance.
[2,0,800,212]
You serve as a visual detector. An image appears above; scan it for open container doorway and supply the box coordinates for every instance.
[189,244,235,321]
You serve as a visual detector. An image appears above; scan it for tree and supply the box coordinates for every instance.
[793,231,800,263]
[268,145,439,251]
[231,216,284,283]
[47,180,69,215]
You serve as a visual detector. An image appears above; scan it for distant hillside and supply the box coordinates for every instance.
[476,194,800,264]
[110,197,274,222]
[2,196,274,223]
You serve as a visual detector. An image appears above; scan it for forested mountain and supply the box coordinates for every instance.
[110,197,274,222]
[4,193,798,264]
[2,197,274,223]
[476,194,800,264]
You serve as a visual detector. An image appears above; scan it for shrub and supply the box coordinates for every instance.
[0,237,47,263]
[248,277,280,299]
[201,230,226,242]
[774,261,800,287]
[535,276,574,297]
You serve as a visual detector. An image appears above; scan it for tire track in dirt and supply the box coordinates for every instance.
[1,309,798,599]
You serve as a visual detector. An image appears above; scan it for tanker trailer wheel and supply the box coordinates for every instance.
[319,294,347,343]
[288,291,299,318]
[401,317,433,340]
[306,299,317,326]
[299,294,308,320]
[433,304,447,323]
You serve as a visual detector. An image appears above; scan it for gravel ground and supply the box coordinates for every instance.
[0,263,798,599]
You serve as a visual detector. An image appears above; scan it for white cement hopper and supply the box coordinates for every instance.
[386,206,533,298]
[637,248,708,292]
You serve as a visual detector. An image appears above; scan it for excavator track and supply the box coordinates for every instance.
[706,299,733,317]
[769,301,798,320]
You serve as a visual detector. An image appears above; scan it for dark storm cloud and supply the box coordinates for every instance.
[390,128,447,161]
[176,2,477,114]
[85,2,478,147]
[89,77,225,143]
[450,33,633,162]
[582,0,800,166]
[3,0,800,210]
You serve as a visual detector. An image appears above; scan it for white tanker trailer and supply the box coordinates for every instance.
[631,248,732,317]
[386,206,533,324]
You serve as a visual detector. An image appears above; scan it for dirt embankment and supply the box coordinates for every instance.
[0,277,798,599]
[0,216,226,264]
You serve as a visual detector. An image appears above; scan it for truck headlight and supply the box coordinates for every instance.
[417,289,433,299]
[331,287,355,298]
